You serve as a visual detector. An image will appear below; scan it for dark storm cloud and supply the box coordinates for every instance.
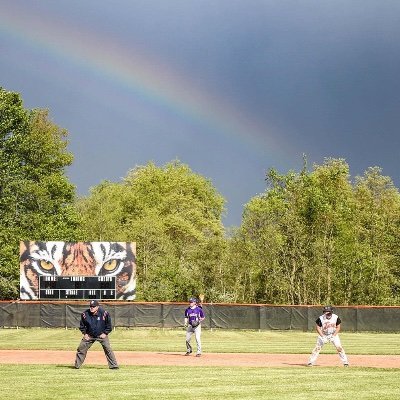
[1,0,400,225]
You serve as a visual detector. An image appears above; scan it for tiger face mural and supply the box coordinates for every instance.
[20,241,136,300]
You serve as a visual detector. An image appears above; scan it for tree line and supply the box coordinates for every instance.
[1,88,400,305]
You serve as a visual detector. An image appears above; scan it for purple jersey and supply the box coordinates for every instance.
[185,306,204,325]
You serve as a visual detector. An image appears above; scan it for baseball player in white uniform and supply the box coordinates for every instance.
[307,305,349,367]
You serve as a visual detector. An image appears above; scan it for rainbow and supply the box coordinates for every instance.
[1,4,292,161]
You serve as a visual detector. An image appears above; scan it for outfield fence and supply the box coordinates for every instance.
[0,302,399,332]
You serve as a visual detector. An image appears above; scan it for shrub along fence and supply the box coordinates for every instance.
[0,301,399,332]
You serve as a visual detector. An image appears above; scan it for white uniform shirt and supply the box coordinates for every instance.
[317,313,341,336]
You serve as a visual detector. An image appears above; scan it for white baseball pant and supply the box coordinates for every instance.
[308,334,348,365]
[186,324,202,355]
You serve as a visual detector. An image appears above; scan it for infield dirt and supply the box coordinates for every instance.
[1,350,399,368]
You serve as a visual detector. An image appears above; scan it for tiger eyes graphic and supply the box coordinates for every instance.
[20,241,136,300]
[39,260,56,273]
[100,259,121,274]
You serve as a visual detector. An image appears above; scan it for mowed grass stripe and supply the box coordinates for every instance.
[0,364,399,400]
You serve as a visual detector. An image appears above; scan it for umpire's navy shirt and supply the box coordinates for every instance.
[79,307,112,337]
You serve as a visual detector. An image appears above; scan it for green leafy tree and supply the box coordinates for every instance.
[349,167,400,304]
[77,161,227,301]
[0,88,81,299]
[232,158,400,305]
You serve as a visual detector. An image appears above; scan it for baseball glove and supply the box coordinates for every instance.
[190,320,200,328]
[319,335,329,344]
[321,334,335,343]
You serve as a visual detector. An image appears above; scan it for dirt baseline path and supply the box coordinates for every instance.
[1,350,399,368]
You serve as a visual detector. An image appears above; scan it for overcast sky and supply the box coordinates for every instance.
[1,1,400,226]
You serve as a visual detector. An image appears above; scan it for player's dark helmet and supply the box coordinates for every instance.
[189,297,197,303]
[323,305,333,313]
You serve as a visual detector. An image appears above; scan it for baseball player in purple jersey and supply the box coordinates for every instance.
[184,297,205,357]
[307,305,349,367]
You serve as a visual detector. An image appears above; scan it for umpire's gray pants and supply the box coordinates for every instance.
[75,336,119,369]
[186,324,202,354]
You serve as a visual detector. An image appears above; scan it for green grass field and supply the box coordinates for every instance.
[1,328,399,399]
[1,328,399,354]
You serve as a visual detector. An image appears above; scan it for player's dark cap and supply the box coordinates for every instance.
[189,297,197,303]
[89,300,99,307]
[323,305,333,313]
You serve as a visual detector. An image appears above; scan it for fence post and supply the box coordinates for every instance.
[355,306,358,333]
[209,302,213,331]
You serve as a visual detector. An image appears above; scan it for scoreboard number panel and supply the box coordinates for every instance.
[39,276,116,300]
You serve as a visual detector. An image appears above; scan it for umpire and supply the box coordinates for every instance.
[74,300,119,369]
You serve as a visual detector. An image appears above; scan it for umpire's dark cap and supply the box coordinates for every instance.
[89,300,99,307]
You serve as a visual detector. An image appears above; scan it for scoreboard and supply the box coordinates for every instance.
[39,276,116,300]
